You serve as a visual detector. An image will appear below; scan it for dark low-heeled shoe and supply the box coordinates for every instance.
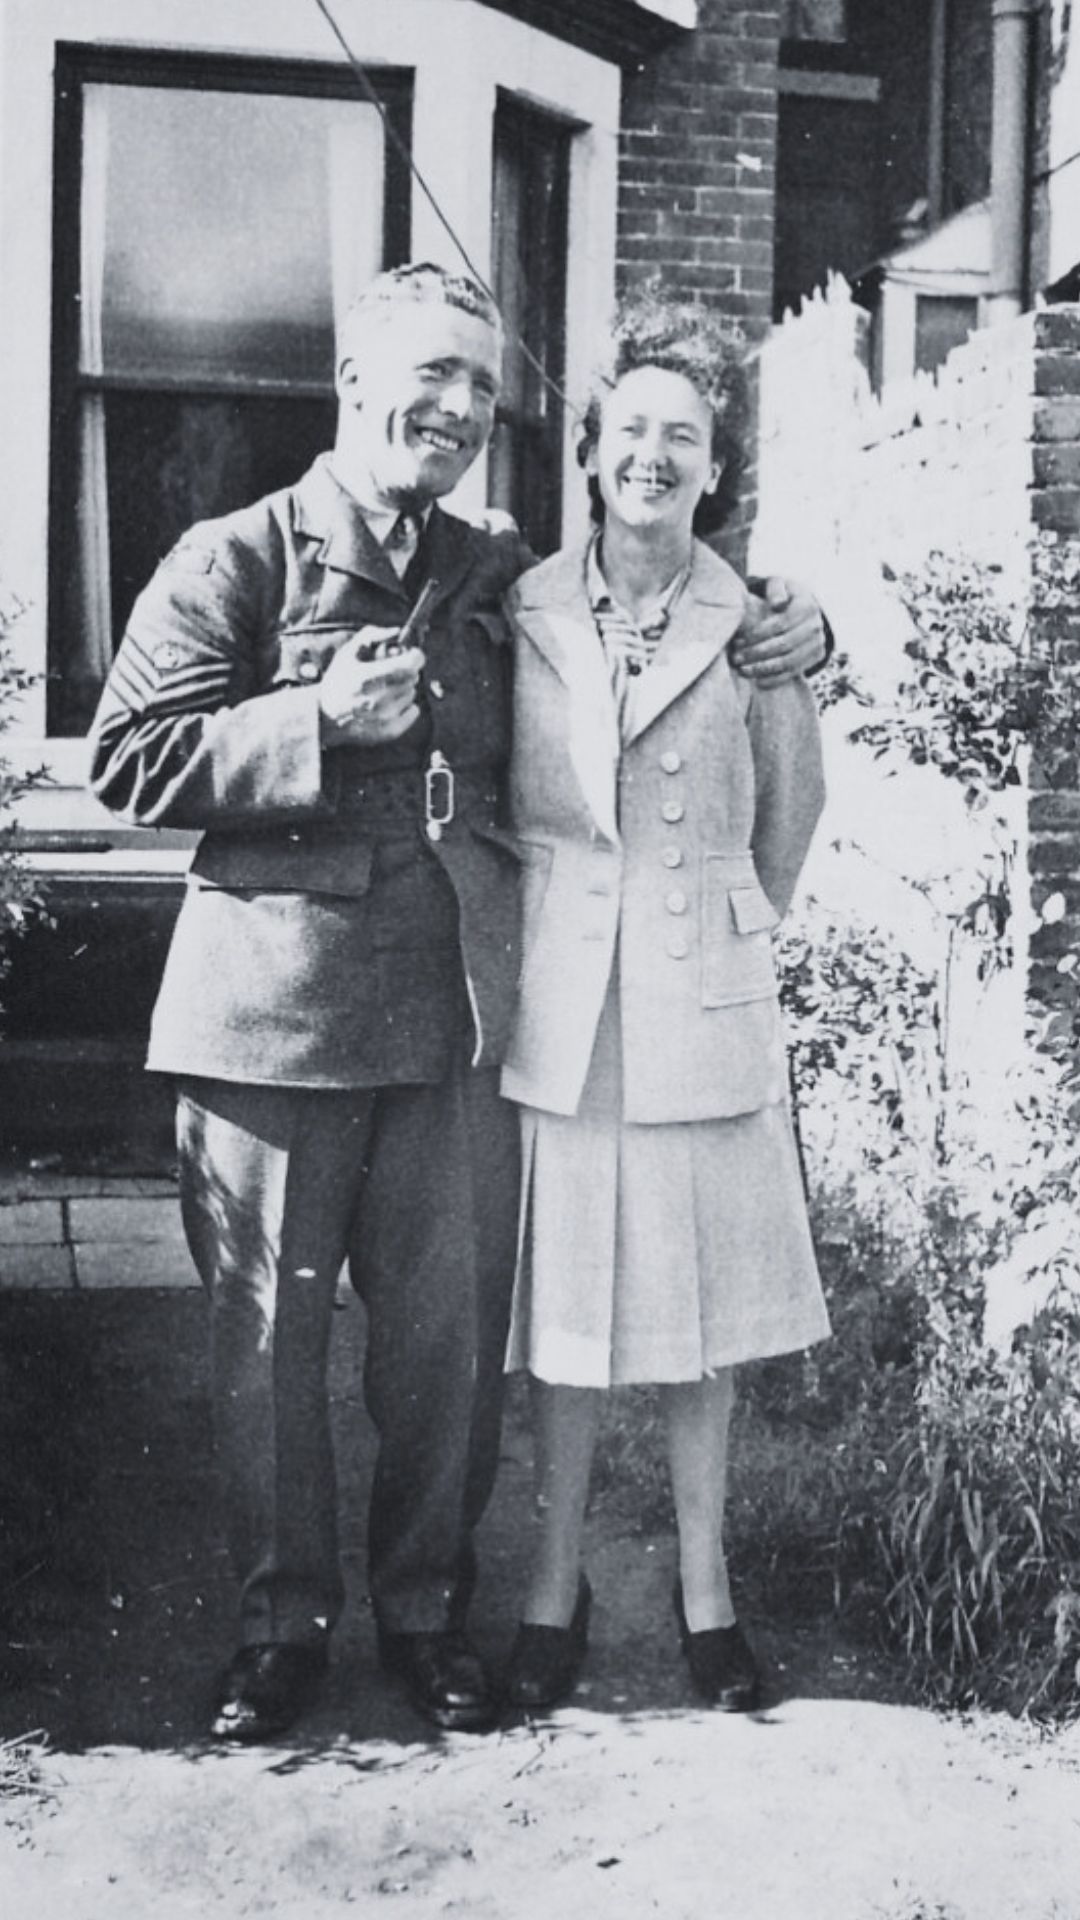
[505,1575,592,1712]
[377,1626,499,1733]
[210,1639,328,1743]
[673,1580,761,1712]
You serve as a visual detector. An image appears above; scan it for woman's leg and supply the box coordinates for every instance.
[661,1368,737,1631]
[521,1378,603,1626]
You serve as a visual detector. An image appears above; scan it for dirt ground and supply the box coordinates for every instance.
[3,1289,1080,1919]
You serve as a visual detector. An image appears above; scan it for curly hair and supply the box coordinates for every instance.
[577,290,749,534]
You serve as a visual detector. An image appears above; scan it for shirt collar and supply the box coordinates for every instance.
[586,529,692,628]
[325,456,434,541]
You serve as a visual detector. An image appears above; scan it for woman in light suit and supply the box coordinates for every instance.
[500,297,830,1713]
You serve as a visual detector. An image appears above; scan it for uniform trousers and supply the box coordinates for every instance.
[175,1066,519,1647]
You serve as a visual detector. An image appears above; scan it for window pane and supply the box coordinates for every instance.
[782,0,847,42]
[84,84,384,383]
[106,391,338,642]
[915,295,978,376]
[50,391,337,736]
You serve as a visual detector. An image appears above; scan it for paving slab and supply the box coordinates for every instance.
[74,1241,199,1290]
[0,1197,67,1244]
[0,1240,76,1288]
[0,1170,177,1202]
[68,1196,188,1244]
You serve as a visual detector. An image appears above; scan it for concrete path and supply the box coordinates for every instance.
[3,1168,1080,1917]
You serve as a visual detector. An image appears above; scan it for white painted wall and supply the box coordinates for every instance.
[1046,2,1080,290]
[0,0,619,832]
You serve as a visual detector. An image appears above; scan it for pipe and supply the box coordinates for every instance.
[987,0,1040,322]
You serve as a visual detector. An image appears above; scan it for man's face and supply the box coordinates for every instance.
[337,302,502,507]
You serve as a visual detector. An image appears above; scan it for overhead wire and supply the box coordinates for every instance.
[310,0,578,421]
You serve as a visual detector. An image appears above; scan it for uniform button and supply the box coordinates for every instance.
[660,749,682,774]
[155,642,183,670]
[662,846,684,869]
[661,799,685,824]
[666,932,690,960]
[298,656,320,682]
[665,889,688,915]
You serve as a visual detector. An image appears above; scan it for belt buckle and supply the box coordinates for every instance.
[424,751,455,843]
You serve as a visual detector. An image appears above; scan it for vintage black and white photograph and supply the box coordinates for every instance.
[2,2,1080,1914]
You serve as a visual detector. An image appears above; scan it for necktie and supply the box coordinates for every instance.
[383,511,421,579]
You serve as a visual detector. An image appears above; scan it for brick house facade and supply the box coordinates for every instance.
[1,0,1076,1145]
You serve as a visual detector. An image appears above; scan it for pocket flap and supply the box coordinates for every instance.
[273,626,357,687]
[469,820,525,860]
[191,829,375,896]
[729,885,779,935]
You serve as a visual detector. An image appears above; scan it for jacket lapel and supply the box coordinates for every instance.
[622,543,749,746]
[292,458,482,611]
[293,456,401,593]
[514,544,622,844]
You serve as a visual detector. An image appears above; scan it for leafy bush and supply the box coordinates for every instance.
[0,581,46,1011]
[781,543,1080,1713]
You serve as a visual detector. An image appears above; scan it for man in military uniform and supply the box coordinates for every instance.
[89,263,825,1741]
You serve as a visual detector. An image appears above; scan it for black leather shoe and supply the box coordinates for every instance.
[210,1641,328,1743]
[674,1581,760,1712]
[377,1627,498,1733]
[505,1576,592,1712]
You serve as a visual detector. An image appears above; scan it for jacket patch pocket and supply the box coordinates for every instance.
[701,854,780,1009]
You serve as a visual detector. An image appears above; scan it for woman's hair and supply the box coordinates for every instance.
[577,290,749,534]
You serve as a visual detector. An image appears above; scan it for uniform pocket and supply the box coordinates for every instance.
[701,852,780,1008]
[190,829,375,896]
[272,624,358,689]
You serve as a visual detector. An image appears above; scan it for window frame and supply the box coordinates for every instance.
[489,87,573,557]
[47,42,413,731]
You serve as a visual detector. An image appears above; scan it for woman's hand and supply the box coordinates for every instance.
[731,578,829,685]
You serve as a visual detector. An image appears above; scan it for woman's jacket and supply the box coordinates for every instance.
[500,538,825,1123]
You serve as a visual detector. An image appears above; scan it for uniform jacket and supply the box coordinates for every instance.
[89,455,531,1086]
[500,538,825,1123]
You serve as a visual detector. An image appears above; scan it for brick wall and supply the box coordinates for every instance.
[1025,306,1080,1002]
[617,1,782,338]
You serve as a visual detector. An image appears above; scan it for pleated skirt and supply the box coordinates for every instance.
[504,987,830,1388]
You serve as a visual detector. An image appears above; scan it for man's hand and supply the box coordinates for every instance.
[731,578,828,685]
[318,628,425,746]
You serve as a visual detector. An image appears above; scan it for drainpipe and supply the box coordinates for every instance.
[987,0,1039,323]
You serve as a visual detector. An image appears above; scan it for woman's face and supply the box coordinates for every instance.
[588,365,720,537]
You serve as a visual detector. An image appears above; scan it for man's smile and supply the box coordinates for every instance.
[411,422,470,455]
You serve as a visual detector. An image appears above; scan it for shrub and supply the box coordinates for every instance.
[0,581,46,1012]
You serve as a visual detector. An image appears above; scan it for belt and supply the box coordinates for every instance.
[335,755,500,843]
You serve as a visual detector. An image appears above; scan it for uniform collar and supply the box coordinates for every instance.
[292,454,477,604]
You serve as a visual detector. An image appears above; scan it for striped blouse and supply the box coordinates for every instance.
[586,534,691,736]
